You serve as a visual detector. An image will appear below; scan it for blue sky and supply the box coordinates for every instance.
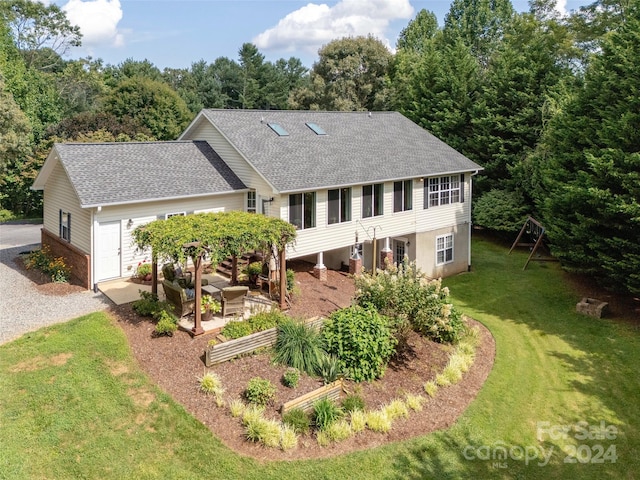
[48,0,584,70]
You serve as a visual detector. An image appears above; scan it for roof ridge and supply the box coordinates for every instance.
[56,140,201,146]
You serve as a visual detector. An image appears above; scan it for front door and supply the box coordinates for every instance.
[97,221,121,281]
[393,239,407,266]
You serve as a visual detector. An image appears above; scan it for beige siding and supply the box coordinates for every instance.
[97,193,244,278]
[43,161,91,253]
[182,118,274,194]
[277,177,473,278]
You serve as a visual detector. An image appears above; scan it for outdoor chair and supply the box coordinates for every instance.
[162,279,195,317]
[221,286,249,317]
[162,263,208,288]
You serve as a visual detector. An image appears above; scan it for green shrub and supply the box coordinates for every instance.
[354,260,465,344]
[132,291,172,318]
[320,420,352,443]
[282,368,300,388]
[247,310,287,332]
[24,246,70,283]
[154,310,178,336]
[321,305,396,382]
[244,377,276,406]
[0,209,16,222]
[405,393,425,411]
[342,393,365,413]
[282,408,311,435]
[221,320,253,339]
[384,399,409,420]
[313,397,343,431]
[273,319,325,376]
[135,262,152,278]
[424,380,438,397]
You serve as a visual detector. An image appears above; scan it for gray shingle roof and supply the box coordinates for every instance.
[200,110,482,192]
[55,141,246,207]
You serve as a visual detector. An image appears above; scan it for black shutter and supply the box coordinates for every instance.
[460,174,465,203]
[67,213,71,243]
[59,209,63,237]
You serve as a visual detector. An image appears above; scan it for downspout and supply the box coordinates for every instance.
[92,206,101,292]
[468,171,478,272]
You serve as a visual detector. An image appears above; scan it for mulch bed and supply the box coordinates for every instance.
[108,261,496,461]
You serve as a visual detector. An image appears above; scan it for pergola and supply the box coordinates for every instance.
[132,211,297,335]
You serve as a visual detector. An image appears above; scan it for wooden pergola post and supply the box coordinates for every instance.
[184,242,205,336]
[151,253,158,296]
[279,247,287,310]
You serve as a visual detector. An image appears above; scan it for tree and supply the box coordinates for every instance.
[0,0,81,70]
[0,78,31,174]
[391,34,480,154]
[45,111,152,140]
[443,0,514,68]
[292,35,393,111]
[103,58,163,87]
[469,12,576,195]
[535,5,640,294]
[396,9,439,53]
[568,0,632,54]
[104,77,192,140]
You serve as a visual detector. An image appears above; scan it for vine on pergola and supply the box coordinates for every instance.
[132,211,297,267]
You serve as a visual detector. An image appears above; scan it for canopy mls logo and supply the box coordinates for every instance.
[462,421,619,469]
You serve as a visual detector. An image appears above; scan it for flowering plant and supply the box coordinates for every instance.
[201,294,221,314]
[136,261,152,278]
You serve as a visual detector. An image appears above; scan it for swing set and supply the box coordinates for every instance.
[508,217,558,270]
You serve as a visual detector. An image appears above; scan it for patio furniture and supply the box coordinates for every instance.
[162,263,208,288]
[162,279,195,317]
[221,286,249,317]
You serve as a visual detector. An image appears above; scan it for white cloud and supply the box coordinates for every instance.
[554,0,568,16]
[253,0,414,56]
[62,0,124,48]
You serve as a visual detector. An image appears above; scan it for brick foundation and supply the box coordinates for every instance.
[349,257,362,275]
[380,250,393,270]
[41,228,91,289]
[313,265,327,282]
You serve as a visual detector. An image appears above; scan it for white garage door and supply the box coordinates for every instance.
[97,221,121,281]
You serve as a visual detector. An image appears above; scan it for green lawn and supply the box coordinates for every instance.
[1,236,638,479]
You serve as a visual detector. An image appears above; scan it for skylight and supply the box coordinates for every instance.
[306,122,326,135]
[267,123,289,136]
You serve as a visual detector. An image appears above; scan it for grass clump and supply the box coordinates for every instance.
[279,424,299,451]
[384,399,409,420]
[282,408,311,435]
[228,399,246,418]
[273,318,325,376]
[365,409,392,433]
[341,393,365,413]
[313,397,344,431]
[424,380,438,397]
[244,416,281,448]
[317,420,352,445]
[405,393,426,411]
[349,409,367,433]
[244,377,276,406]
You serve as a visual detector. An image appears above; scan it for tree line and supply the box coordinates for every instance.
[1,0,637,295]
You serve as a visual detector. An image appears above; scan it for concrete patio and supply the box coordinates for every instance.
[97,273,274,336]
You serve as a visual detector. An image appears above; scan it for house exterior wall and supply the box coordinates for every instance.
[278,175,473,278]
[94,193,244,282]
[41,228,91,288]
[42,160,91,254]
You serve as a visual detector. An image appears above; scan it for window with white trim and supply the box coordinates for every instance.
[436,233,454,265]
[328,187,351,224]
[426,175,464,208]
[362,183,384,218]
[165,212,186,219]
[247,191,256,213]
[59,210,71,242]
[393,180,413,212]
[289,192,316,229]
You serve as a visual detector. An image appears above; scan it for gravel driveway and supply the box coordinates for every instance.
[0,221,111,345]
